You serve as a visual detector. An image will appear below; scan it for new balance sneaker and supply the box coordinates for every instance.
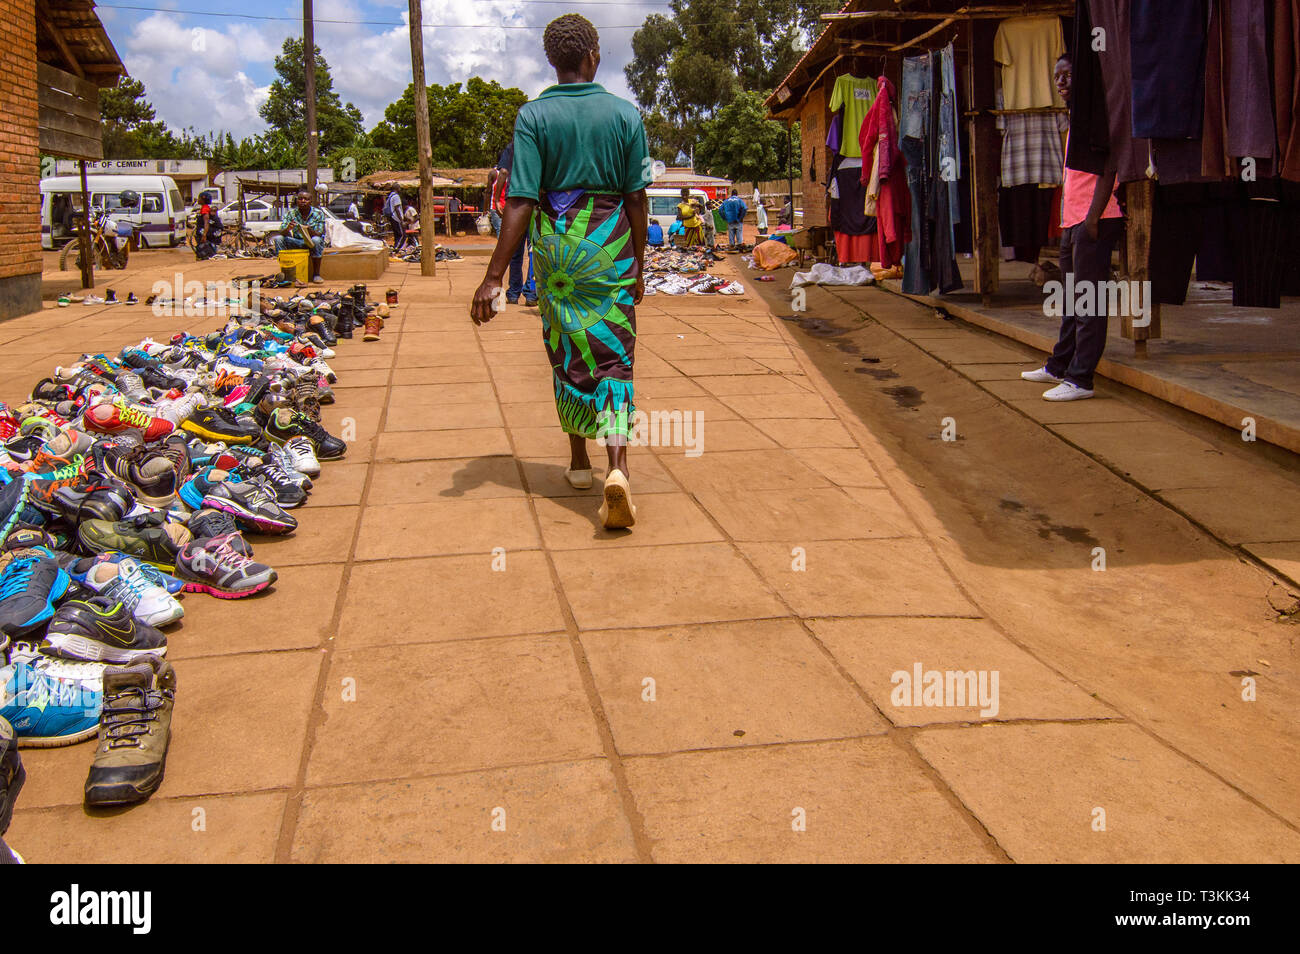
[82,400,175,442]
[42,596,168,663]
[180,406,262,445]
[81,559,184,628]
[84,655,175,806]
[179,466,244,511]
[174,538,276,598]
[0,548,71,640]
[77,512,192,570]
[282,436,321,478]
[253,460,308,508]
[1,658,102,747]
[186,509,252,556]
[264,408,346,460]
[202,480,297,535]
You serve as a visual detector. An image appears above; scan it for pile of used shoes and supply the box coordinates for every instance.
[644,273,744,296]
[644,247,721,274]
[0,286,365,827]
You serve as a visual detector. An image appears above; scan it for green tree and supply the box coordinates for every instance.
[259,38,365,155]
[327,145,397,182]
[694,91,798,183]
[369,77,527,169]
[99,77,187,158]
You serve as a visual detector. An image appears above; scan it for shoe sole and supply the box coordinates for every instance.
[203,497,296,535]
[85,765,165,806]
[600,482,636,529]
[43,632,167,664]
[16,724,100,749]
[181,421,256,445]
[182,577,274,599]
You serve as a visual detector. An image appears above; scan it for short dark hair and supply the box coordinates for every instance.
[730,189,738,196]
[544,14,599,72]
[297,189,311,199]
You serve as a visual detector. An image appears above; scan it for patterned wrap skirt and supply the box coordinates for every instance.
[530,190,637,442]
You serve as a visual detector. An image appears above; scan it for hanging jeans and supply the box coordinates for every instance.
[939,44,961,229]
[1046,219,1124,391]
[901,55,933,294]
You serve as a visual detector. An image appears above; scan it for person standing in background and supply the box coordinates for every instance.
[384,188,405,252]
[754,186,768,232]
[677,188,703,245]
[721,188,747,247]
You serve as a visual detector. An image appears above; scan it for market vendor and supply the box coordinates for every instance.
[272,188,327,284]
[677,188,703,246]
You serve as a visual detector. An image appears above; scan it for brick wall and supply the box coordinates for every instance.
[799,84,830,228]
[0,0,41,320]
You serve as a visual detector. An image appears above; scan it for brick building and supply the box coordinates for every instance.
[0,0,122,321]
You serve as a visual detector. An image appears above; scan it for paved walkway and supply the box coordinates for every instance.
[5,252,1299,862]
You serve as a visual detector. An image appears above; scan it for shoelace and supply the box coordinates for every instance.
[0,558,37,600]
[103,686,165,749]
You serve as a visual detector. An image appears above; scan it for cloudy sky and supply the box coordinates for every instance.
[94,0,671,138]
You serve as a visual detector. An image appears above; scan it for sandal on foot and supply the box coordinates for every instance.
[598,468,636,529]
[565,467,593,490]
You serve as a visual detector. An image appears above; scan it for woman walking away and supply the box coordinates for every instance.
[471,14,652,530]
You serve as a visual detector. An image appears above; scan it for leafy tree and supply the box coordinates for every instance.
[370,78,527,169]
[327,145,397,182]
[694,91,799,183]
[99,77,186,159]
[259,38,365,155]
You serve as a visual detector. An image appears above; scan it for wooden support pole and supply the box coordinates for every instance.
[409,0,436,276]
[1121,178,1161,347]
[968,19,1000,302]
[77,159,93,289]
[304,0,318,193]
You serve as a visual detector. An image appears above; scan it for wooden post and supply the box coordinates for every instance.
[77,159,93,289]
[304,0,318,193]
[409,0,436,276]
[968,20,1000,304]
[1120,178,1160,349]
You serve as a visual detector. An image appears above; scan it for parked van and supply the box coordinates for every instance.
[646,187,709,232]
[40,175,186,249]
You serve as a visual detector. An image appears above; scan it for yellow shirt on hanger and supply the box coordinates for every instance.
[993,15,1066,111]
[829,74,879,158]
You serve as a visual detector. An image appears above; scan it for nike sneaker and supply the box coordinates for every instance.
[42,596,168,663]
[174,538,276,598]
[84,655,176,806]
[80,558,184,628]
[264,408,346,460]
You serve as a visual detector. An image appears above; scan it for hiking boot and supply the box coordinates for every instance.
[84,655,175,806]
[43,595,168,664]
[264,407,346,460]
[363,314,383,341]
[77,512,192,570]
[174,538,276,598]
[0,714,23,831]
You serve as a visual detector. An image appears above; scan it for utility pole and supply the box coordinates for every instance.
[304,0,318,193]
[409,0,436,276]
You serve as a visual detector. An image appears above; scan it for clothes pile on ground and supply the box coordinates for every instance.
[0,286,388,832]
[790,263,877,288]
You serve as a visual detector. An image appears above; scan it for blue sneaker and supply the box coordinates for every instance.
[179,466,244,511]
[0,657,103,747]
[0,548,71,644]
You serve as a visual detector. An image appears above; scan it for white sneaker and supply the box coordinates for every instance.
[1042,381,1095,401]
[154,391,204,425]
[283,436,321,477]
[1021,367,1062,384]
[83,559,185,628]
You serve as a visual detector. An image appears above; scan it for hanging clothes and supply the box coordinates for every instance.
[1129,0,1208,141]
[858,76,911,269]
[829,155,877,265]
[900,51,962,295]
[993,15,1067,111]
[828,74,879,158]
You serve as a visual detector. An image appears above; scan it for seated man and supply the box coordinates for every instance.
[273,189,327,283]
[647,220,664,247]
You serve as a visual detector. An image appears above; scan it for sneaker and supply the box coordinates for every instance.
[93,443,177,507]
[1021,367,1062,384]
[180,406,262,445]
[0,548,71,640]
[84,655,175,806]
[26,474,134,527]
[42,596,168,664]
[186,509,253,556]
[174,538,276,598]
[265,443,313,488]
[282,436,321,478]
[80,559,184,628]
[1042,381,1095,401]
[0,713,23,831]
[179,466,244,511]
[202,480,298,535]
[264,408,346,460]
[82,553,185,596]
[1,659,102,747]
[82,400,175,442]
[77,512,192,570]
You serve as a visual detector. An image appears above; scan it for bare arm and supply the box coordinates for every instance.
[470,196,536,324]
[623,189,648,304]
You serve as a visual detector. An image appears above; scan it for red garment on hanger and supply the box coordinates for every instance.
[858,76,911,269]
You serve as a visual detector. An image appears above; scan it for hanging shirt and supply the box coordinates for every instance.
[828,74,879,158]
[993,15,1066,110]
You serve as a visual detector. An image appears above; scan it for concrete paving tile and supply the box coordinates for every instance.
[670,357,771,376]
[1160,484,1300,545]
[639,395,739,421]
[719,393,836,419]
[751,417,857,448]
[7,793,287,864]
[624,739,996,862]
[395,348,484,369]
[253,506,359,567]
[494,378,557,403]
[501,401,560,428]
[355,497,539,559]
[533,491,723,549]
[291,760,637,862]
[739,540,974,617]
[169,562,344,659]
[1046,421,1249,489]
[367,457,525,504]
[551,543,785,630]
[790,447,886,487]
[298,461,367,508]
[582,618,886,754]
[696,487,915,541]
[337,550,566,647]
[392,364,491,385]
[649,419,777,453]
[321,406,381,446]
[1241,540,1300,583]
[508,425,577,458]
[326,385,387,408]
[333,368,392,388]
[811,618,1116,724]
[520,454,679,497]
[306,635,604,784]
[376,427,512,460]
[1006,397,1154,425]
[635,375,708,398]
[919,336,1036,364]
[387,382,499,406]
[328,352,403,371]
[660,448,830,493]
[383,401,504,431]
[912,722,1300,862]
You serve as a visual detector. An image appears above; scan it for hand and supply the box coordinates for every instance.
[470,277,503,325]
[1084,214,1100,242]
[632,275,645,305]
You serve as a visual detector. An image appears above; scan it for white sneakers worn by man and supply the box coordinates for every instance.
[1020,367,1095,401]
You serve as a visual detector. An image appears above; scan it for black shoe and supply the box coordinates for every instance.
[180,407,263,445]
[263,407,346,460]
[138,366,188,392]
[24,471,135,527]
[42,595,168,663]
[0,714,24,836]
[186,508,253,555]
[92,443,177,507]
[201,480,298,535]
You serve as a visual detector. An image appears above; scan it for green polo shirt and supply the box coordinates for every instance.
[507,82,652,199]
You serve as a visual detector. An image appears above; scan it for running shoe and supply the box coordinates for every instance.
[264,407,346,460]
[174,538,276,598]
[80,553,185,595]
[0,658,102,747]
[253,460,308,508]
[84,655,176,806]
[282,436,321,478]
[180,406,262,445]
[178,466,244,511]
[186,509,252,556]
[82,400,175,442]
[201,480,297,535]
[93,443,177,507]
[76,512,192,570]
[0,548,71,641]
[42,596,167,663]
[80,559,184,628]
[25,474,134,527]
